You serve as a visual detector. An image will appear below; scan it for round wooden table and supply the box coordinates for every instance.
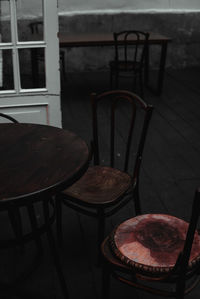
[0,123,89,204]
[0,123,90,298]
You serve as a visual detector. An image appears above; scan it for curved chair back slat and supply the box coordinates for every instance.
[91,90,153,177]
[0,112,18,123]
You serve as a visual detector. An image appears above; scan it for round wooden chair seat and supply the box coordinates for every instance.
[62,165,132,205]
[110,214,200,274]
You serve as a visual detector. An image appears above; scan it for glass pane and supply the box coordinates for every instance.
[19,48,46,89]
[17,0,44,42]
[0,0,11,43]
[0,49,14,90]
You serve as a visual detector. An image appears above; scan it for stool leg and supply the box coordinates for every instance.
[43,198,69,299]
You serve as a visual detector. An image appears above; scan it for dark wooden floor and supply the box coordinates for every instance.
[1,68,200,298]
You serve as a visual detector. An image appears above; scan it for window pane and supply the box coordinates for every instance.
[0,0,11,43]
[17,0,44,42]
[19,48,46,89]
[0,49,14,90]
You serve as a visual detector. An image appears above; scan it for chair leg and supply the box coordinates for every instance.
[134,184,141,215]
[27,203,43,255]
[176,285,185,299]
[60,51,66,81]
[176,275,186,299]
[102,262,111,299]
[110,70,113,89]
[8,205,24,252]
[139,72,144,98]
[132,74,137,93]
[43,198,69,299]
[115,72,119,89]
[97,209,105,264]
[55,194,63,246]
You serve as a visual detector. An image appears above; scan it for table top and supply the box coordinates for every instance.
[59,32,171,47]
[0,123,89,203]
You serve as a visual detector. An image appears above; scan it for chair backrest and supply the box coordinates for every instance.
[176,188,200,277]
[90,90,153,180]
[0,112,18,123]
[113,30,149,67]
[28,21,44,45]
[29,21,43,35]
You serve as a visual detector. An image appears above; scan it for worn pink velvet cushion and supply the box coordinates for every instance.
[110,214,200,274]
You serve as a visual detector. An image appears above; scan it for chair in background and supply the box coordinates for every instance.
[109,31,149,97]
[56,90,153,260]
[29,21,66,86]
[101,188,200,299]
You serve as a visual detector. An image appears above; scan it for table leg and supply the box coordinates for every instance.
[27,203,43,255]
[8,205,24,252]
[144,44,149,87]
[157,41,168,95]
[146,41,168,96]
[55,194,63,246]
[43,198,69,299]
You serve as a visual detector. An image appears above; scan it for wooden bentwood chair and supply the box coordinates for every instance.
[56,90,153,259]
[109,31,149,97]
[101,188,200,299]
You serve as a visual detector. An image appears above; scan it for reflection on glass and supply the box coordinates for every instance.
[0,1,11,43]
[17,0,44,42]
[19,48,46,89]
[28,21,44,41]
[0,49,14,90]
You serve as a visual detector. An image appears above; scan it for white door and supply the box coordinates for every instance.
[0,0,61,127]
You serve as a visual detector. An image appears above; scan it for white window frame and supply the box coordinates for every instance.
[0,0,60,96]
[0,0,61,127]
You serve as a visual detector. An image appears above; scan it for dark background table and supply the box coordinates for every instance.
[59,32,171,95]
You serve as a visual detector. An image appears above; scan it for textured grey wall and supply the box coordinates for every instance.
[9,0,200,17]
[59,11,200,71]
[58,0,200,13]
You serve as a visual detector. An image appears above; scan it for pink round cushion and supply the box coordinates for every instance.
[110,214,200,274]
